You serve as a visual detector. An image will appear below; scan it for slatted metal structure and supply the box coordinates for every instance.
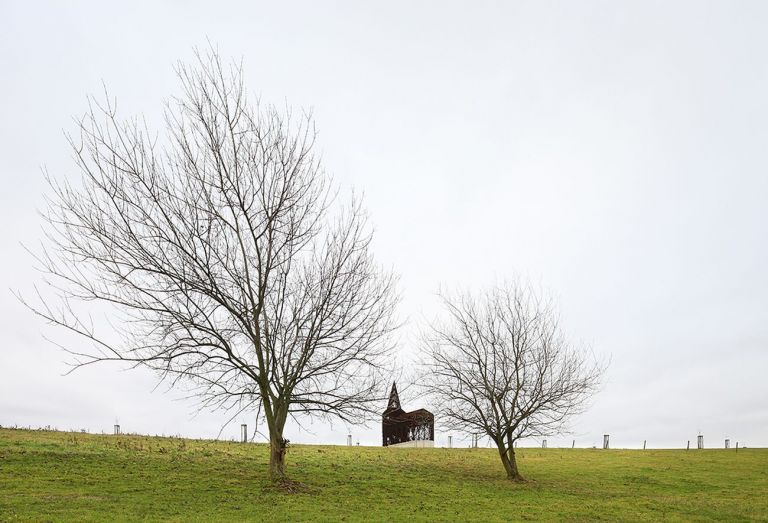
[382,382,434,446]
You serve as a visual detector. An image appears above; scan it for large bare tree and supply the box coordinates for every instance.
[24,50,398,482]
[421,282,602,481]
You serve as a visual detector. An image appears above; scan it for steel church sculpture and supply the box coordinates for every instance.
[382,382,434,447]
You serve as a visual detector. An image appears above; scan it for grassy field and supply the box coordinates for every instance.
[0,428,766,521]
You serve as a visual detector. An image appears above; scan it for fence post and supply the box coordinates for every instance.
[603,434,609,450]
[240,424,247,443]
[448,435,452,448]
[542,439,547,449]
[347,434,352,446]
[725,438,730,449]
[643,440,646,450]
[572,439,575,449]
[687,440,690,450]
[697,435,704,449]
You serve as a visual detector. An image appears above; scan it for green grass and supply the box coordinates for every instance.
[0,428,766,521]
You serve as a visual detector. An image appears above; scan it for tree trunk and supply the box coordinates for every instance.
[269,430,287,482]
[498,445,524,481]
[267,403,289,482]
[264,394,289,482]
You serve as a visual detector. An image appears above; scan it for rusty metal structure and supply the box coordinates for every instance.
[382,382,434,446]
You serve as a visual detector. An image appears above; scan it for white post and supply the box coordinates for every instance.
[347,434,352,446]
[603,434,609,449]
[542,439,547,449]
[448,435,452,448]
[240,424,247,443]
[697,435,704,449]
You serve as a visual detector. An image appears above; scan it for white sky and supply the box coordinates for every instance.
[1,1,767,448]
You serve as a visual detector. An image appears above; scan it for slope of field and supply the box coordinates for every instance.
[0,428,766,521]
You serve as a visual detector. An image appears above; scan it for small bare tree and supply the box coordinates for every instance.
[23,50,398,482]
[421,282,602,481]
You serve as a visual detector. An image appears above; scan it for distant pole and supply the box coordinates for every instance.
[725,439,730,449]
[240,424,247,443]
[542,439,547,449]
[697,435,704,449]
[736,441,739,453]
[448,435,452,449]
[687,440,690,450]
[347,434,352,446]
[603,434,609,450]
[572,439,575,449]
[643,440,646,450]
[113,424,120,435]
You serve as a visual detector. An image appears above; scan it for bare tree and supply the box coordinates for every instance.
[22,50,398,482]
[420,282,603,481]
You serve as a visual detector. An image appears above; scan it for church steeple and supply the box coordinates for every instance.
[386,381,401,412]
[381,380,434,446]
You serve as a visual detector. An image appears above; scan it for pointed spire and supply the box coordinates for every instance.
[387,381,401,411]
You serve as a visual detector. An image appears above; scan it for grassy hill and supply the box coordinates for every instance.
[1,428,766,521]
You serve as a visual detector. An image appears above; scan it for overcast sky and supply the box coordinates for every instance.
[2,1,767,449]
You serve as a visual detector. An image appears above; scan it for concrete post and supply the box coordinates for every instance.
[725,439,730,449]
[347,434,352,446]
[572,439,575,449]
[643,440,646,450]
[687,440,690,450]
[113,424,120,435]
[697,435,704,449]
[240,424,247,443]
[542,439,547,449]
[448,435,452,448]
[603,434,609,449]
